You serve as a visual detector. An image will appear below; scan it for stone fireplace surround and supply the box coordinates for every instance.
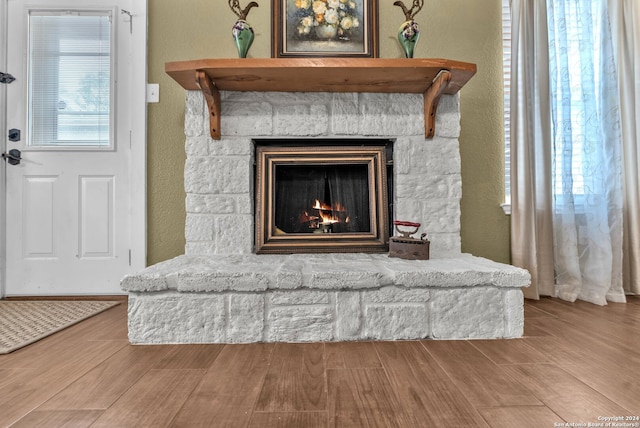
[121,90,530,343]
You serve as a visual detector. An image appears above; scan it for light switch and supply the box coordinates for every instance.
[146,83,159,103]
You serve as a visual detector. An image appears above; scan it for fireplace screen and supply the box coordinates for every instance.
[255,145,389,254]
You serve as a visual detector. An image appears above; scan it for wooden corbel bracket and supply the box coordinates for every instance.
[195,70,221,140]
[424,69,452,138]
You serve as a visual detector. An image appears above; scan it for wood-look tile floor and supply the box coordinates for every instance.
[1,296,639,427]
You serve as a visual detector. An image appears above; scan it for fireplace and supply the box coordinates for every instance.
[121,85,530,344]
[254,140,392,254]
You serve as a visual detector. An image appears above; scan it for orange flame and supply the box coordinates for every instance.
[312,199,346,212]
[319,212,340,224]
[313,199,347,224]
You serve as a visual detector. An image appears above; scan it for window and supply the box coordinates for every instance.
[502,0,511,210]
[503,1,603,210]
[28,10,113,148]
[548,1,602,199]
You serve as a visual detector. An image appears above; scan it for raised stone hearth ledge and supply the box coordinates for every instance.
[123,254,530,343]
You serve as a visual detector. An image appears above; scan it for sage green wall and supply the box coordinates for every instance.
[147,0,510,265]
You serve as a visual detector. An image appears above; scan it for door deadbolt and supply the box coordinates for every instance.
[8,129,20,142]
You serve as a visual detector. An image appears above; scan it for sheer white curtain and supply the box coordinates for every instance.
[510,0,627,305]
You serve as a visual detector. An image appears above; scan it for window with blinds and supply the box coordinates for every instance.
[502,0,511,207]
[504,1,600,206]
[549,2,601,199]
[28,10,113,148]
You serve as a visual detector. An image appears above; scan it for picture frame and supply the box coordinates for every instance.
[272,0,378,58]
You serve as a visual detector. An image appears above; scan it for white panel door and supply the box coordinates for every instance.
[3,0,145,295]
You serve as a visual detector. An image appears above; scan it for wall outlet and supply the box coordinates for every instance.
[146,83,159,103]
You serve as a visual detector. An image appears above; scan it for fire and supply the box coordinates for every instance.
[318,212,340,224]
[312,199,348,224]
[299,199,350,230]
[312,199,347,212]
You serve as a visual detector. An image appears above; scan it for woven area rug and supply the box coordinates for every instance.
[0,300,119,354]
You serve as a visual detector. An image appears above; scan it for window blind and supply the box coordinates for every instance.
[502,0,511,206]
[28,11,112,147]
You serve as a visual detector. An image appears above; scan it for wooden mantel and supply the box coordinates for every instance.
[165,58,477,140]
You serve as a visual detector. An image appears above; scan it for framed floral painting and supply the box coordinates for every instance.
[272,0,378,57]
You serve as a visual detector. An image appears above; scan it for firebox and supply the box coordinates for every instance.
[254,140,392,254]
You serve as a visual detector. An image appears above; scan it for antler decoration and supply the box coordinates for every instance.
[229,0,259,20]
[393,0,423,20]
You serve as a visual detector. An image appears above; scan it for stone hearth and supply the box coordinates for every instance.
[123,254,529,343]
[122,89,530,343]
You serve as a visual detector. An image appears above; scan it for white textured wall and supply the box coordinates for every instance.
[183,91,462,257]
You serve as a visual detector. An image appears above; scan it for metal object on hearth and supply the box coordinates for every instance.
[389,220,430,260]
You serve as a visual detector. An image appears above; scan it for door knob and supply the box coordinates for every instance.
[2,149,21,165]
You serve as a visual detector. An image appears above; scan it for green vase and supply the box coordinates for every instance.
[397,20,420,58]
[232,19,255,58]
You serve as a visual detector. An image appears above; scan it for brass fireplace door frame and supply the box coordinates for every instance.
[255,145,389,254]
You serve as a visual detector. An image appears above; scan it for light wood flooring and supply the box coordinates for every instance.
[1,296,639,427]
